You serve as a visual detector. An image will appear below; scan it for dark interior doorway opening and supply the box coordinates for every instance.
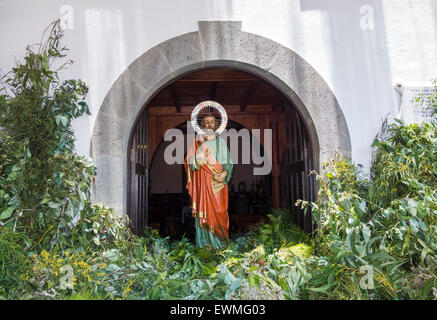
[128,68,316,239]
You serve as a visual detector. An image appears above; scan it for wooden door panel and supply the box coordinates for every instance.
[280,106,315,233]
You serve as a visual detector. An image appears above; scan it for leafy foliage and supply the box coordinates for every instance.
[297,120,436,299]
[370,119,436,207]
[0,227,33,297]
[0,21,96,245]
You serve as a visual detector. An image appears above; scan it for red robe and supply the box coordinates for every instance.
[184,137,229,241]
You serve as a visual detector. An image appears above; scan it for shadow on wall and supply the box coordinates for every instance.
[299,0,394,169]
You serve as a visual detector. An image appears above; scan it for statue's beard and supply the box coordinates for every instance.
[204,128,215,136]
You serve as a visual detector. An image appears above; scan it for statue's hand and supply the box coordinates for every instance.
[213,175,223,183]
[214,171,227,183]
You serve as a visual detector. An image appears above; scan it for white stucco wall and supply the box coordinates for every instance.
[1,0,437,170]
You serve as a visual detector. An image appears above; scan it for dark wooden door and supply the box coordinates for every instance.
[129,109,149,235]
[280,106,316,233]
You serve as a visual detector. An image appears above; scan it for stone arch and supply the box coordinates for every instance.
[90,21,351,215]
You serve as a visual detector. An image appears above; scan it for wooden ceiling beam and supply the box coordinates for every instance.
[147,104,274,116]
[240,81,259,112]
[210,82,217,100]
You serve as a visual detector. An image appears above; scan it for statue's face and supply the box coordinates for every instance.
[201,116,216,133]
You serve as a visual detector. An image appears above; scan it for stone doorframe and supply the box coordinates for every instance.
[90,21,352,216]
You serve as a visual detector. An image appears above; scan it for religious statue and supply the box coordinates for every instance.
[184,112,233,249]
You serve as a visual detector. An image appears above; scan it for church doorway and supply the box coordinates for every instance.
[127,68,316,238]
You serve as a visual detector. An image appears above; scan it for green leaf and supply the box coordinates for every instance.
[64,180,76,187]
[348,228,362,258]
[248,274,259,287]
[407,199,418,217]
[417,239,432,263]
[346,228,359,256]
[421,278,435,299]
[362,225,371,244]
[409,219,419,234]
[309,282,335,292]
[295,261,310,282]
[357,201,367,215]
[150,287,160,300]
[48,201,61,209]
[335,249,350,260]
[60,116,68,126]
[0,207,14,220]
[401,230,410,255]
